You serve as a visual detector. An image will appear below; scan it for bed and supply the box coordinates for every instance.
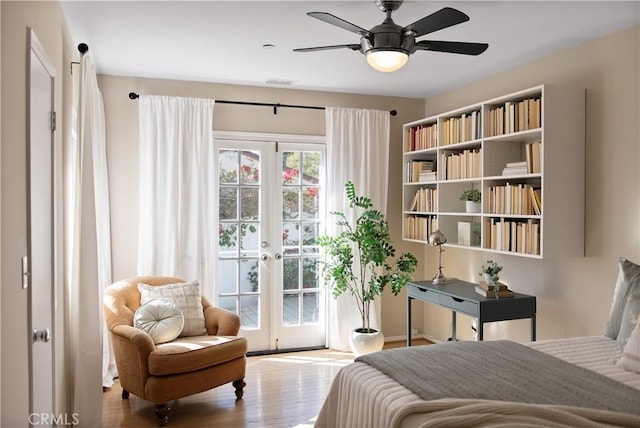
[315,259,640,428]
[315,336,640,427]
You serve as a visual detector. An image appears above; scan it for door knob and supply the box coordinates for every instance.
[261,254,270,261]
[275,253,282,260]
[33,328,51,343]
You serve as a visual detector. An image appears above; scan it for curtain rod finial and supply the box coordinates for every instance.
[390,110,397,116]
[78,43,89,54]
[129,92,140,100]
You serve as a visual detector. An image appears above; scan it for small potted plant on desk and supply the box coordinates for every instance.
[318,181,417,356]
[460,188,481,213]
[480,260,503,292]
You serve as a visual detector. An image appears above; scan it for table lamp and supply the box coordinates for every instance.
[428,229,450,284]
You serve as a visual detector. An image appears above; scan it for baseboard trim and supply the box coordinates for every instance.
[384,333,426,343]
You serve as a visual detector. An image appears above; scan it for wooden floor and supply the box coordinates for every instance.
[102,339,431,427]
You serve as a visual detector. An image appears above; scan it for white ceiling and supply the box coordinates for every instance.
[60,1,640,99]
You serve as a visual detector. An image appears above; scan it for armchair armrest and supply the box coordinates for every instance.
[109,324,156,397]
[204,306,241,336]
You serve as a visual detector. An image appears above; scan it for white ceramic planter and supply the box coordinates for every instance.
[349,328,384,357]
[465,201,481,213]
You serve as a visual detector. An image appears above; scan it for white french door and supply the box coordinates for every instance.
[214,135,326,352]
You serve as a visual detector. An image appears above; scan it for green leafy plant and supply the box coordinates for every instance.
[479,260,502,285]
[460,188,481,202]
[317,181,418,333]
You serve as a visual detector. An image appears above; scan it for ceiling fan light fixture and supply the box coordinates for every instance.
[366,49,409,72]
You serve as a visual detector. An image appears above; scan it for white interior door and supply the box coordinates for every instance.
[28,30,56,426]
[214,136,326,352]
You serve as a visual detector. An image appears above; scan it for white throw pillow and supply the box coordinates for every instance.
[138,280,207,336]
[619,322,640,374]
[605,258,640,340]
[134,299,185,344]
[617,288,640,349]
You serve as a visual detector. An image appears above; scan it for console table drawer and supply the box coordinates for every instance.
[440,294,478,316]
[408,285,439,304]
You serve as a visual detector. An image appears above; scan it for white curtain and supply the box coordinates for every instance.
[137,96,216,298]
[66,52,114,426]
[325,107,391,351]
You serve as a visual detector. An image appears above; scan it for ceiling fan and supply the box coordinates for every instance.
[293,0,489,72]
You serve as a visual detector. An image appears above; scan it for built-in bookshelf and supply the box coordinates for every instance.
[402,85,585,259]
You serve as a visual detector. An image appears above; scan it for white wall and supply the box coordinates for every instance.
[419,25,640,342]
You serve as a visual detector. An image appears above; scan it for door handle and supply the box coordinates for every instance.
[33,328,51,343]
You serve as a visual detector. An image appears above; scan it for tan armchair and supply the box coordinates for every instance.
[103,276,247,426]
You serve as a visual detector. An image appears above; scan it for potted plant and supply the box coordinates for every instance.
[479,259,502,291]
[460,188,481,213]
[318,181,417,356]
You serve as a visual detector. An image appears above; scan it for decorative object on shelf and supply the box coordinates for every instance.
[458,221,481,246]
[460,188,481,213]
[318,181,417,356]
[428,230,450,284]
[479,260,503,292]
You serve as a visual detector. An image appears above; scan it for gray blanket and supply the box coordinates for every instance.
[356,340,640,415]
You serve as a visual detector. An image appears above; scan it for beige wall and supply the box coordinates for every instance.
[99,75,427,339]
[418,25,640,342]
[1,1,75,425]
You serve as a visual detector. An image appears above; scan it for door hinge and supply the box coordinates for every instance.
[51,111,57,131]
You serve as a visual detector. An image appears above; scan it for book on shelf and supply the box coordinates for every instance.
[502,165,529,176]
[406,123,438,151]
[477,281,509,291]
[475,286,515,298]
[418,171,437,182]
[408,187,437,212]
[484,218,540,255]
[525,141,542,173]
[407,160,434,182]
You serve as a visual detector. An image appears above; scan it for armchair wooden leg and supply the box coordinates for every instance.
[154,403,170,426]
[233,378,246,400]
[122,389,129,400]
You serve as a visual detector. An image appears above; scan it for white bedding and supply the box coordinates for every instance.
[314,336,640,428]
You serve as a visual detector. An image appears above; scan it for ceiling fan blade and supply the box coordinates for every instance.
[293,44,361,53]
[404,7,469,37]
[307,12,371,36]
[416,40,489,56]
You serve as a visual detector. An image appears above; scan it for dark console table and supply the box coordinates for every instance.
[407,279,536,345]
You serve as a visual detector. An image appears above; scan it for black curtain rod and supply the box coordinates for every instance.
[127,92,397,116]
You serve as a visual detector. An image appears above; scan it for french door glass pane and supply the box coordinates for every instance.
[240,296,259,328]
[283,258,299,290]
[283,294,299,325]
[282,188,300,220]
[302,257,319,289]
[219,187,237,220]
[303,292,319,323]
[217,260,238,294]
[302,152,320,185]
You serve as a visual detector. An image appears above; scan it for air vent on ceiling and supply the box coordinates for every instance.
[266,78,296,86]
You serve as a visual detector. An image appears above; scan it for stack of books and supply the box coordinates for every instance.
[502,161,528,176]
[475,281,515,298]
